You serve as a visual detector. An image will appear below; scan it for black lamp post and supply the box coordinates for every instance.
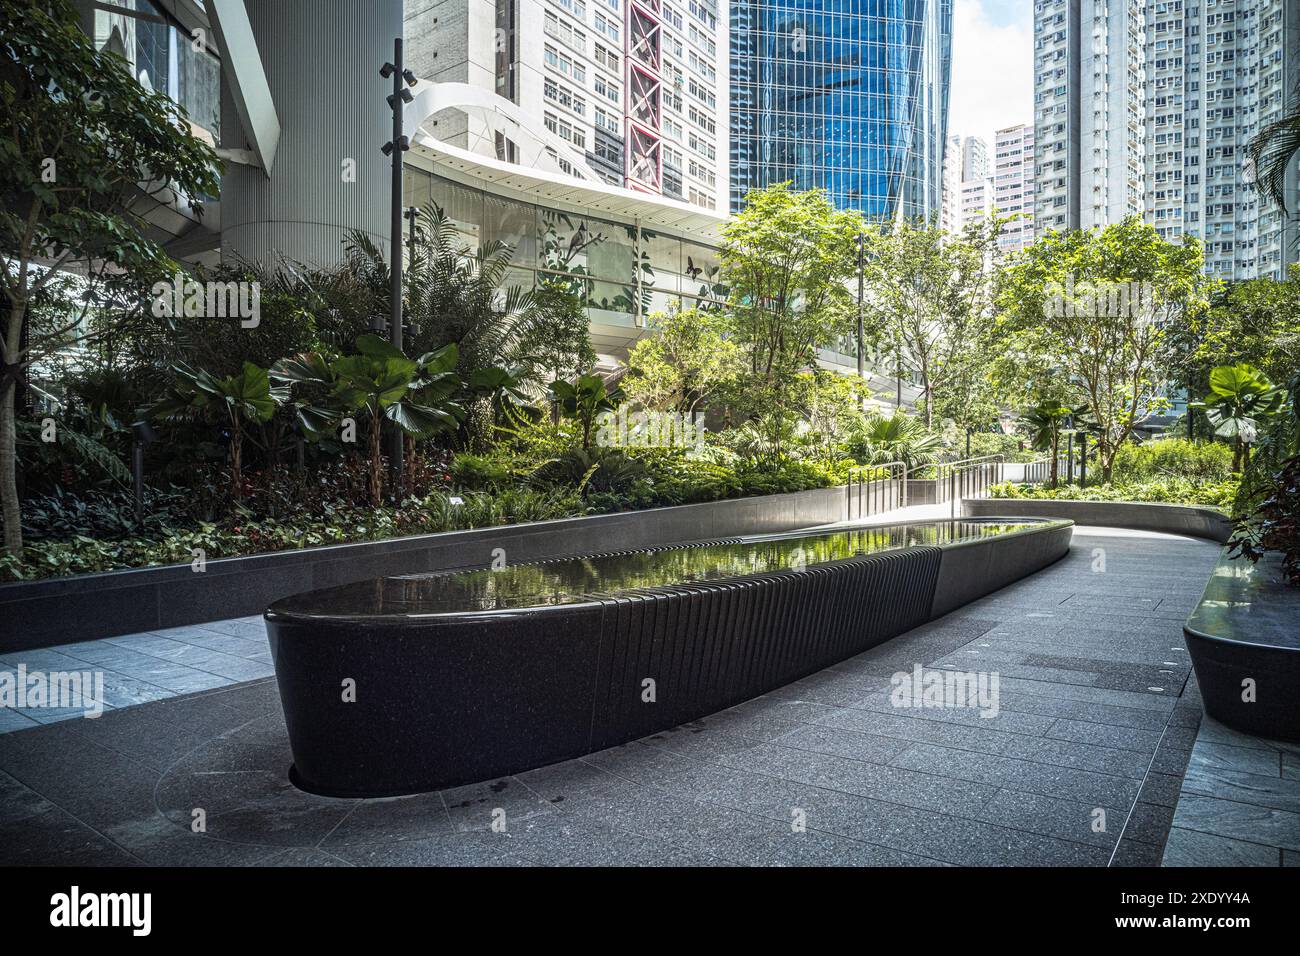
[381,39,417,497]
[130,420,158,522]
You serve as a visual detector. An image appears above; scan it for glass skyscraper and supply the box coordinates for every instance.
[729,0,952,221]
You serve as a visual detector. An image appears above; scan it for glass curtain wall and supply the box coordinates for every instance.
[729,0,952,221]
[405,167,727,333]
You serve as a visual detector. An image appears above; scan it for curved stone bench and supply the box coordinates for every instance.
[1184,551,1300,743]
[962,497,1231,543]
[266,518,1073,797]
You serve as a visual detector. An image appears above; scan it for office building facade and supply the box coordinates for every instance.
[729,0,953,221]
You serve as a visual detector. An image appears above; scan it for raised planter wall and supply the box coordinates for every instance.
[0,485,855,653]
[1184,550,1300,743]
[961,497,1232,543]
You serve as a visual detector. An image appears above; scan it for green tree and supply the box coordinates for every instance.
[0,0,221,555]
[1162,267,1300,430]
[719,182,866,458]
[863,215,1008,429]
[999,217,1214,480]
[623,303,742,415]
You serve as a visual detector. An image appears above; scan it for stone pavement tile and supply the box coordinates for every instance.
[825,795,1111,866]
[1135,772,1184,809]
[691,707,808,742]
[1285,753,1300,781]
[1111,839,1164,867]
[970,789,1123,849]
[193,618,269,642]
[1043,718,1164,754]
[0,709,40,734]
[1149,745,1194,776]
[714,741,999,816]
[998,735,1153,780]
[319,791,455,847]
[1162,827,1281,867]
[1284,850,1300,866]
[200,678,282,718]
[770,720,918,765]
[555,784,942,866]
[1189,740,1283,777]
[1182,762,1300,814]
[811,705,1023,757]
[1170,794,1300,851]
[1195,718,1300,756]
[638,723,764,761]
[994,691,1171,730]
[108,816,287,866]
[503,816,732,866]
[253,848,355,866]
[583,741,702,786]
[0,805,140,866]
[0,770,57,825]
[1121,801,1176,846]
[514,756,630,803]
[327,828,532,866]
[441,776,559,832]
[889,742,1141,807]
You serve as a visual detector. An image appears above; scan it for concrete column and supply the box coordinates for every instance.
[220,0,401,267]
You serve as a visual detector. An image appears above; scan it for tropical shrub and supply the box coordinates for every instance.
[990,477,1239,509]
[1229,454,1300,586]
[1112,439,1234,482]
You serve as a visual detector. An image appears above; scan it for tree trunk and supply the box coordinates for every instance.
[230,426,243,500]
[0,380,20,557]
[368,416,383,506]
[1049,429,1059,489]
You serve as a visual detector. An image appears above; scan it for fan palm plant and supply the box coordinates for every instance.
[846,411,943,470]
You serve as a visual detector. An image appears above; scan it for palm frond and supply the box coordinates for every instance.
[1247,107,1300,213]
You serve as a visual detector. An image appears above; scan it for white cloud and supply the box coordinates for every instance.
[949,0,1034,152]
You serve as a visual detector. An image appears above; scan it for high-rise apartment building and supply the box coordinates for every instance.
[962,135,990,183]
[404,0,729,210]
[1146,0,1298,278]
[943,133,992,232]
[941,133,962,231]
[729,0,953,221]
[994,123,1036,251]
[1033,0,1298,278]
[1033,0,1146,235]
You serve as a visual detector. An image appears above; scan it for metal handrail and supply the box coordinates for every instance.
[905,455,1006,517]
[846,460,907,521]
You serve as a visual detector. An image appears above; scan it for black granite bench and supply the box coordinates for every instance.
[1184,551,1300,743]
[266,518,1073,797]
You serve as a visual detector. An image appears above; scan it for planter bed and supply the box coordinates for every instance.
[0,485,859,653]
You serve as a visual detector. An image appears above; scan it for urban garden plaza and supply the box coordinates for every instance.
[0,0,1297,928]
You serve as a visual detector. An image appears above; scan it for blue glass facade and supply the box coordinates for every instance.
[729,0,952,221]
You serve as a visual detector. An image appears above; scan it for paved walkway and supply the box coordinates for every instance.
[2,526,1239,866]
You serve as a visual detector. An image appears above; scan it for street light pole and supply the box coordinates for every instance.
[381,38,417,498]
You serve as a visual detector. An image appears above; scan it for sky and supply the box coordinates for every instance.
[949,0,1034,156]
